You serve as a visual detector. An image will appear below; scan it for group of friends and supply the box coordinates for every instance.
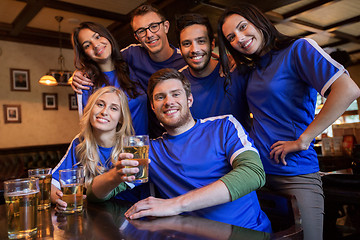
[49,3,360,239]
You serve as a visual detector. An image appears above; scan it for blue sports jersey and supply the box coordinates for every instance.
[149,115,271,232]
[121,44,186,91]
[121,44,186,137]
[52,137,150,202]
[79,69,148,135]
[247,38,348,176]
[180,62,251,132]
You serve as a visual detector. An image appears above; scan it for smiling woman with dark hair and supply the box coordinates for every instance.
[72,21,148,135]
[218,2,360,240]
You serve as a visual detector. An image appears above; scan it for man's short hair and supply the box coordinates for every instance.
[130,4,166,28]
[148,68,191,104]
[175,13,214,46]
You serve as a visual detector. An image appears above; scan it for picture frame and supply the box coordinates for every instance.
[10,68,30,91]
[69,94,78,110]
[49,69,73,86]
[3,104,21,123]
[42,93,58,110]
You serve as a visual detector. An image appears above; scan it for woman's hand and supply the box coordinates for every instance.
[54,189,67,212]
[71,70,94,94]
[270,138,310,165]
[125,196,182,220]
[54,189,86,213]
[113,153,141,182]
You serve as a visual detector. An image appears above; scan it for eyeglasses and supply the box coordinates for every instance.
[134,21,165,38]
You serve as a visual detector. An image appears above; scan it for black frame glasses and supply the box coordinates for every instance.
[134,21,165,38]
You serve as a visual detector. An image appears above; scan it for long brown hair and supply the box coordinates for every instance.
[217,2,297,76]
[72,22,140,99]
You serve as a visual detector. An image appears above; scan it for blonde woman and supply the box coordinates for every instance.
[51,86,143,210]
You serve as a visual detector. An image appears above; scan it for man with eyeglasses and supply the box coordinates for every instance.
[72,4,186,138]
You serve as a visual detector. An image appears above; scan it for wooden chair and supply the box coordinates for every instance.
[256,189,303,239]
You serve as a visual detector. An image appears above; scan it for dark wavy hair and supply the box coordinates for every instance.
[217,2,297,76]
[72,22,139,98]
[175,13,214,46]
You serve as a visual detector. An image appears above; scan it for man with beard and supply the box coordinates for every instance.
[175,13,251,132]
[87,68,272,232]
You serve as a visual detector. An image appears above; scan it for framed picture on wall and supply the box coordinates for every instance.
[3,104,21,123]
[10,68,30,91]
[49,70,73,85]
[43,93,58,110]
[69,94,78,110]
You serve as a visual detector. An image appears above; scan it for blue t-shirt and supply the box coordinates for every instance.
[52,137,150,202]
[180,62,251,132]
[121,44,186,137]
[149,115,271,232]
[79,69,148,135]
[121,44,186,91]
[247,38,348,176]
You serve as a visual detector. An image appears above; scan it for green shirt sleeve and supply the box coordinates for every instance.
[220,150,265,201]
[86,181,128,203]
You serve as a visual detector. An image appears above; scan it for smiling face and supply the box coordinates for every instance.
[78,28,112,65]
[132,12,170,58]
[222,14,264,56]
[90,92,122,135]
[151,78,194,135]
[180,24,215,77]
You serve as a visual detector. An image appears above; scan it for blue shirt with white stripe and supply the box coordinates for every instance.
[247,38,348,176]
[149,115,271,232]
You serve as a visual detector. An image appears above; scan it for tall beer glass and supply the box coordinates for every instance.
[59,167,85,214]
[28,168,52,210]
[123,135,149,183]
[4,178,39,239]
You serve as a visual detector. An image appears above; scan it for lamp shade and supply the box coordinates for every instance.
[67,75,73,85]
[39,75,58,86]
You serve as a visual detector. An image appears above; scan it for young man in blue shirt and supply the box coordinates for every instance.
[88,68,272,232]
[175,13,251,132]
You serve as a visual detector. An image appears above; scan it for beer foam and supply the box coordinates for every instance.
[5,190,39,197]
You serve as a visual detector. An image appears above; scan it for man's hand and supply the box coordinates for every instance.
[71,70,93,94]
[125,196,182,220]
[270,138,310,165]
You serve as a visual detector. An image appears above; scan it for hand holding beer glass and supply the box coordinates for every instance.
[28,168,52,210]
[4,178,40,239]
[123,135,149,183]
[59,167,85,214]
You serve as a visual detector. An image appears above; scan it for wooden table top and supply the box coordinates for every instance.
[0,199,273,240]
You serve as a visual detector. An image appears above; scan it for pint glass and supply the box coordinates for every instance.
[4,178,39,239]
[59,167,85,214]
[28,168,52,210]
[123,135,149,183]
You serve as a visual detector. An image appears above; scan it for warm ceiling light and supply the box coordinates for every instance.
[39,16,71,86]
[39,75,58,86]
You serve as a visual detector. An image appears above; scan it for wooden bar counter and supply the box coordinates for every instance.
[0,199,276,240]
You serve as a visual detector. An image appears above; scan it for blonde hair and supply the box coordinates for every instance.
[76,86,134,186]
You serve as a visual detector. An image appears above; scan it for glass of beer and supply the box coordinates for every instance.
[28,168,52,210]
[59,167,85,214]
[123,135,149,183]
[4,178,40,239]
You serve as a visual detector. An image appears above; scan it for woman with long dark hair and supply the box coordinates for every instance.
[218,3,360,239]
[72,22,148,135]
